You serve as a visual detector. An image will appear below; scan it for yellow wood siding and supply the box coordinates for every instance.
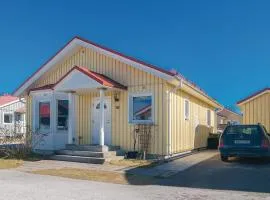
[25,96,32,132]
[168,84,216,153]
[239,93,270,132]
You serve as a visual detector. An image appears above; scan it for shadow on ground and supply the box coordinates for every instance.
[124,155,270,193]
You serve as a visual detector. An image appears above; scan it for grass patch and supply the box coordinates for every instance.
[109,159,159,168]
[0,159,23,169]
[32,168,156,185]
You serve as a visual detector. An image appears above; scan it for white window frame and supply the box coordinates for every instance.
[38,100,52,131]
[56,99,69,132]
[184,99,190,120]
[31,91,69,134]
[207,109,212,127]
[128,92,154,124]
[31,90,53,132]
[3,112,14,125]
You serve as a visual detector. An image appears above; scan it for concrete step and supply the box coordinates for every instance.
[56,150,104,158]
[65,144,108,152]
[50,155,105,164]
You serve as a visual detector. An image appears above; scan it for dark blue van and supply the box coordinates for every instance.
[219,124,270,161]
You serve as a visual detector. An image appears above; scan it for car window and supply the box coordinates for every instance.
[224,125,260,135]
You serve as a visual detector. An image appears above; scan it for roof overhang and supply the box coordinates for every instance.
[179,79,222,109]
[217,108,242,117]
[13,36,176,96]
[237,88,270,106]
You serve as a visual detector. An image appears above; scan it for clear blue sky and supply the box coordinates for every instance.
[0,0,269,108]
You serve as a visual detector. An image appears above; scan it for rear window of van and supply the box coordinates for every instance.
[224,125,260,135]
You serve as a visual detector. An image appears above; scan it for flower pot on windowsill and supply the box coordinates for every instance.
[126,151,139,159]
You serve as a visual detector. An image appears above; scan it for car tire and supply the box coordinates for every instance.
[221,155,229,162]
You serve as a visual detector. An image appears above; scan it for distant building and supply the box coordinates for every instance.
[237,87,270,132]
[216,108,242,133]
[0,95,26,135]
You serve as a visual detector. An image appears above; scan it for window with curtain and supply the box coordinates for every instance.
[39,102,50,130]
[184,99,190,120]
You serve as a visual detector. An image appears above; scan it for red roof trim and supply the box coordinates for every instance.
[53,66,127,90]
[13,36,174,95]
[237,87,270,105]
[28,84,55,94]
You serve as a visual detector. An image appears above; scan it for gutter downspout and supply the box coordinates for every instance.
[167,77,183,157]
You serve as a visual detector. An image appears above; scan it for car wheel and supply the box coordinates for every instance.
[221,155,229,162]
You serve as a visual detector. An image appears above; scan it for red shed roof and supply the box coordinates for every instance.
[0,95,19,107]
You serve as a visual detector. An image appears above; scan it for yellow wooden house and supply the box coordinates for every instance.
[14,36,222,157]
[237,88,270,132]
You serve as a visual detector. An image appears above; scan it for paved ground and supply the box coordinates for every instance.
[127,150,218,177]
[158,155,270,194]
[2,151,270,199]
[0,170,269,200]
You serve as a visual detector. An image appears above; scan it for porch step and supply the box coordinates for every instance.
[50,155,105,164]
[65,144,109,152]
[55,150,104,158]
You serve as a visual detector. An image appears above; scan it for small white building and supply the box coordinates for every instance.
[216,108,242,133]
[0,95,26,135]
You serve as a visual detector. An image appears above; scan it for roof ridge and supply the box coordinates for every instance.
[237,87,270,105]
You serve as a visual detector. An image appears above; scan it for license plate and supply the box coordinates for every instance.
[234,140,250,144]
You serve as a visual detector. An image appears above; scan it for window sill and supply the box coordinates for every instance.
[129,121,154,125]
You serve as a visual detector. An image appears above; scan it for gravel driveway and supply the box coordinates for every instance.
[0,170,269,200]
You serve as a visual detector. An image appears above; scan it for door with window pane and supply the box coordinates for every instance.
[92,98,111,145]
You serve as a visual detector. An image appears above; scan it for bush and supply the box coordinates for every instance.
[0,126,47,159]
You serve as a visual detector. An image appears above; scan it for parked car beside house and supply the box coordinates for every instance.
[237,87,270,133]
[219,124,270,161]
[13,36,222,161]
[0,95,26,137]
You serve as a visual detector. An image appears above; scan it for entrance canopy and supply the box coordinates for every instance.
[53,66,127,92]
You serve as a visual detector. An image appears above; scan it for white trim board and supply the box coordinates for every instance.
[54,69,104,92]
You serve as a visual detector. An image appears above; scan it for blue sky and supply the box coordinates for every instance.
[0,0,269,108]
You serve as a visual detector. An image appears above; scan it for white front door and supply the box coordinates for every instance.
[92,98,111,145]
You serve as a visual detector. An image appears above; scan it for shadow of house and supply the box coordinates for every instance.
[123,124,270,193]
[124,155,270,193]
